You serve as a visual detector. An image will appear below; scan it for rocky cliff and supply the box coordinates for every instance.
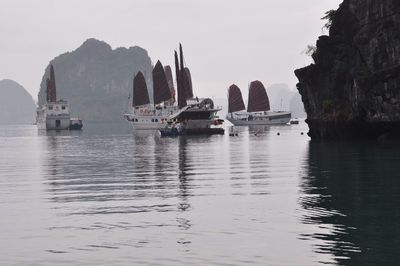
[295,0,400,140]
[0,79,36,124]
[38,38,153,121]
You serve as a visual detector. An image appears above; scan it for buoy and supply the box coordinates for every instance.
[277,132,280,136]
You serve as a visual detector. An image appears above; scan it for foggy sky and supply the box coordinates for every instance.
[0,0,342,100]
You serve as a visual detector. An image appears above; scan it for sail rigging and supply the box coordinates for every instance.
[46,64,57,103]
[228,84,246,113]
[133,71,150,107]
[152,60,172,105]
[247,80,270,112]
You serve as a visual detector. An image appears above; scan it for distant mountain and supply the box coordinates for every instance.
[289,92,307,119]
[266,83,306,118]
[0,79,36,124]
[38,38,153,121]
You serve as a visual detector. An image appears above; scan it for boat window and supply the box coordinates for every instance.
[135,119,138,122]
[48,106,53,110]
[155,119,158,122]
[61,106,66,110]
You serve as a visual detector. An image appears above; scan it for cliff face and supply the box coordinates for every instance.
[38,38,153,121]
[295,0,400,140]
[0,79,36,124]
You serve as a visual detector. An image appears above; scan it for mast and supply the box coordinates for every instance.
[175,50,186,108]
[179,43,184,75]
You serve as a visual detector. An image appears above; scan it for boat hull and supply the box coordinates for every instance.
[227,112,291,126]
[159,127,224,137]
[125,114,169,130]
[37,115,70,130]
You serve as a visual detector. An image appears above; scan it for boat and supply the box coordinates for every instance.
[159,44,224,137]
[69,118,83,130]
[123,61,178,130]
[125,44,224,135]
[36,64,71,130]
[226,81,291,126]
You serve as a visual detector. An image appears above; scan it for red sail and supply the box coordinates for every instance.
[164,65,175,101]
[133,71,150,107]
[247,80,270,112]
[228,84,245,113]
[181,67,193,99]
[152,60,172,105]
[175,50,186,108]
[46,64,57,102]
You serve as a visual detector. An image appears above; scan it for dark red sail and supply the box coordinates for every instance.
[164,65,175,101]
[181,67,193,99]
[46,64,57,102]
[152,60,172,105]
[228,84,245,113]
[133,71,150,107]
[175,50,186,108]
[247,80,270,112]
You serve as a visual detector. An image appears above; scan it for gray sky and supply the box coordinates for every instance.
[0,0,342,99]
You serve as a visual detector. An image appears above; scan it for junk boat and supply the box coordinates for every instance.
[159,44,224,137]
[123,62,178,129]
[36,64,71,130]
[226,82,291,126]
[125,44,224,135]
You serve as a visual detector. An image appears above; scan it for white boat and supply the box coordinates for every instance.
[36,100,71,130]
[124,105,178,130]
[226,81,292,126]
[227,111,292,125]
[36,64,71,130]
[124,61,178,130]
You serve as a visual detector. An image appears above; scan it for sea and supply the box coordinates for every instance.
[1,121,400,265]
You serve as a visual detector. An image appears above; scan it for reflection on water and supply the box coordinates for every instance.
[4,122,400,265]
[300,142,400,265]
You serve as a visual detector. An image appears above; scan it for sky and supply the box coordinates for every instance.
[0,0,342,100]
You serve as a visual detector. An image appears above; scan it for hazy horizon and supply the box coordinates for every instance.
[0,0,342,100]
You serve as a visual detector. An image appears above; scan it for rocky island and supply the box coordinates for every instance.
[38,38,153,122]
[295,0,400,140]
[0,79,36,124]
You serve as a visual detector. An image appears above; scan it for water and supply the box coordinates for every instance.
[1,122,400,265]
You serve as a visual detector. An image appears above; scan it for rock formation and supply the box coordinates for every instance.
[38,38,153,121]
[0,79,36,124]
[267,83,306,118]
[295,0,400,140]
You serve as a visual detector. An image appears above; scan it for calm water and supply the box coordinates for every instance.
[1,122,400,265]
